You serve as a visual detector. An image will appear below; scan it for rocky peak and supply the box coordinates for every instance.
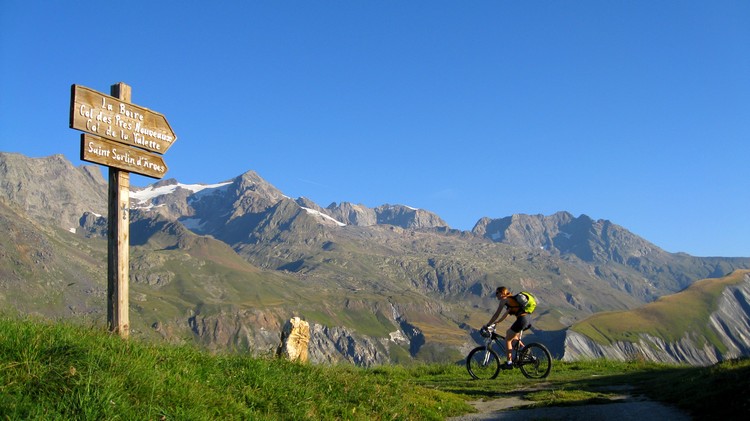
[229,170,286,218]
[473,211,658,263]
[472,211,575,248]
[326,202,377,226]
[295,197,326,213]
[375,204,448,229]
[0,152,107,231]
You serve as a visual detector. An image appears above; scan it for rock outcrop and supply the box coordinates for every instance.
[277,317,310,362]
[308,324,390,367]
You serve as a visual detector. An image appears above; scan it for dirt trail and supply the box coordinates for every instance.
[447,384,691,421]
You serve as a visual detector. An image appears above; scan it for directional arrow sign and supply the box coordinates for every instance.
[70,84,177,154]
[80,134,168,179]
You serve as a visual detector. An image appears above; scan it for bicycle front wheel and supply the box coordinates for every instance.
[518,342,552,379]
[466,346,501,380]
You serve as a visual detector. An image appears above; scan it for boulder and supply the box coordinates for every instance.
[277,317,310,362]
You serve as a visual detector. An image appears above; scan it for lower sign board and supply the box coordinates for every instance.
[80,134,168,179]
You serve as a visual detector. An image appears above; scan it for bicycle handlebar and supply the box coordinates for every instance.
[479,324,496,338]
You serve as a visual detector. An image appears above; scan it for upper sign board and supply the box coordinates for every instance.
[70,84,177,154]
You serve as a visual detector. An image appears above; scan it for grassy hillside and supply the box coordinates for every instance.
[0,315,467,420]
[3,314,749,420]
[570,270,749,347]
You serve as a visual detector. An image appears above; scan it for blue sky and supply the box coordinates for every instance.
[1,1,748,257]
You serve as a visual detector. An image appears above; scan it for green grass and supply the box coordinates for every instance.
[0,315,469,420]
[2,315,749,420]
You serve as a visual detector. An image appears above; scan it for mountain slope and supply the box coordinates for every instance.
[0,197,107,318]
[129,171,652,320]
[2,152,750,366]
[0,152,107,231]
[563,270,750,365]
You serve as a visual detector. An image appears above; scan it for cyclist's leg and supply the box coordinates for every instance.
[507,315,532,363]
[504,328,519,362]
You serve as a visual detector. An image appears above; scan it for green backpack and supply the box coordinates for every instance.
[514,291,537,314]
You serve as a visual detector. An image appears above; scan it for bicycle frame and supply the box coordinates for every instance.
[481,324,525,364]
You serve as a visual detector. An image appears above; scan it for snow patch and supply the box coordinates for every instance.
[385,204,419,211]
[130,181,232,204]
[131,203,166,211]
[300,207,346,226]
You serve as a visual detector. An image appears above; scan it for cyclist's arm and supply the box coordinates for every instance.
[496,309,510,325]
[486,302,508,327]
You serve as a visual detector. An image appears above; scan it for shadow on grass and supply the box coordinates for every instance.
[534,360,750,419]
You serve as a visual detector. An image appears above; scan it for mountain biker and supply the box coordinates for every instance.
[483,286,532,369]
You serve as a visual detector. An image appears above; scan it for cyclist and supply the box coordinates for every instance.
[483,286,531,369]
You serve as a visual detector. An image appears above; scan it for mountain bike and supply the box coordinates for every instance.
[466,324,552,379]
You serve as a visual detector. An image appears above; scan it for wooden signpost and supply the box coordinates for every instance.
[69,82,177,338]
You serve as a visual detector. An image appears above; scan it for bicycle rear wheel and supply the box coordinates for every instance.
[466,346,501,380]
[517,342,552,379]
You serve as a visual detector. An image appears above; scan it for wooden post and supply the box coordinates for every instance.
[107,82,131,338]
[71,81,175,336]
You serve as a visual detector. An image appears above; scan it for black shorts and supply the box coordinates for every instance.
[510,314,532,333]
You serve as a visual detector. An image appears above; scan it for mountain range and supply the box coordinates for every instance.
[1,151,749,366]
